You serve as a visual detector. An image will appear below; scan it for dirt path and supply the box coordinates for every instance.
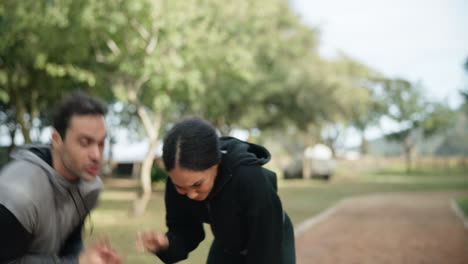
[295,190,468,264]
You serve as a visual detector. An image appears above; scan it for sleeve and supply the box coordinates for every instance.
[0,204,32,261]
[240,166,284,264]
[0,205,80,264]
[156,178,205,263]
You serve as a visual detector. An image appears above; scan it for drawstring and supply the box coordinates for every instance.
[77,188,94,236]
[67,188,94,237]
[67,188,83,219]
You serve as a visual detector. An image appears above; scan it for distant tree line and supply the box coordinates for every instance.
[1,0,465,213]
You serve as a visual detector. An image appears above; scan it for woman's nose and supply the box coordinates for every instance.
[187,191,198,200]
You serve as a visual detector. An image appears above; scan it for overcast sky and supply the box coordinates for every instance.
[290,0,468,108]
[289,0,468,146]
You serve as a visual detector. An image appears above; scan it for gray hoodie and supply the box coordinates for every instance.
[0,146,102,263]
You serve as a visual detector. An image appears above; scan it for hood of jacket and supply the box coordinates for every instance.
[208,137,271,199]
[9,145,79,196]
[220,136,271,169]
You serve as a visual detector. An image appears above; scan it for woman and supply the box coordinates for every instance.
[137,118,295,264]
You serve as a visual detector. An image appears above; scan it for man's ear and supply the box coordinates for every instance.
[51,130,63,148]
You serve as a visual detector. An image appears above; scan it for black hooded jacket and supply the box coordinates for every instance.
[157,137,284,264]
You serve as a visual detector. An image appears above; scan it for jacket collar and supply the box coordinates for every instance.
[206,153,232,200]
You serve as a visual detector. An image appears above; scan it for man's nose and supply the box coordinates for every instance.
[89,144,102,162]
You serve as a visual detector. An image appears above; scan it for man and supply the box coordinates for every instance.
[0,91,121,264]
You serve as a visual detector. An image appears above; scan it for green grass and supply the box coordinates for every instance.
[456,196,468,217]
[86,172,468,263]
[85,189,213,264]
[370,165,468,177]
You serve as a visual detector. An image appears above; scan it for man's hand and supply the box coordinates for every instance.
[136,230,169,253]
[79,240,121,264]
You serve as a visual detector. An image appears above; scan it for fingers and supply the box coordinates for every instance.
[97,239,121,264]
[98,246,121,264]
[135,231,147,252]
[155,232,169,249]
[135,230,169,253]
[81,238,122,264]
[80,231,169,264]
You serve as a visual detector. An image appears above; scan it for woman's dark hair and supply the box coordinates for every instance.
[163,118,221,171]
[53,91,107,138]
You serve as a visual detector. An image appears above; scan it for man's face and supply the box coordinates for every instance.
[53,114,107,182]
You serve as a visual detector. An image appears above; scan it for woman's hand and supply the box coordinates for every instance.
[136,230,169,253]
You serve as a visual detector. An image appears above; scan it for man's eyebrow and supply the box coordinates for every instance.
[79,135,95,141]
[78,133,107,142]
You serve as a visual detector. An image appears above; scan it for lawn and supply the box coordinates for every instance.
[456,196,468,218]
[86,172,468,263]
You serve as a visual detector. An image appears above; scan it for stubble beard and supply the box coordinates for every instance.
[61,153,95,182]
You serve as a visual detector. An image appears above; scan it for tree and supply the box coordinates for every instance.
[382,79,427,173]
[93,0,241,215]
[177,0,317,136]
[0,102,17,153]
[461,57,468,113]
[0,0,103,144]
[91,0,331,214]
[420,102,456,138]
[329,57,387,155]
[308,55,381,155]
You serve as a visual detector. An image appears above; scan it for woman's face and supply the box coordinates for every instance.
[168,164,219,201]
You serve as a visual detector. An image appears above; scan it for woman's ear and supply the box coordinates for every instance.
[210,163,219,172]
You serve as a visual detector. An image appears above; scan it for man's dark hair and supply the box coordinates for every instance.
[163,118,221,171]
[53,91,107,138]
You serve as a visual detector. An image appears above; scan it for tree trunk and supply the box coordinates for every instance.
[302,124,314,179]
[30,87,40,143]
[404,147,412,174]
[7,128,16,158]
[130,107,162,216]
[360,133,368,155]
[326,138,337,158]
[403,136,413,174]
[10,64,32,144]
[15,102,31,144]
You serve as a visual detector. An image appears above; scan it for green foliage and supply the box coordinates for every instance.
[381,78,426,124]
[151,165,168,183]
[435,112,468,155]
[382,80,456,145]
[456,197,468,217]
[460,82,468,114]
[1,0,408,159]
[381,79,427,142]
[378,79,459,172]
[0,0,111,142]
[421,102,456,137]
